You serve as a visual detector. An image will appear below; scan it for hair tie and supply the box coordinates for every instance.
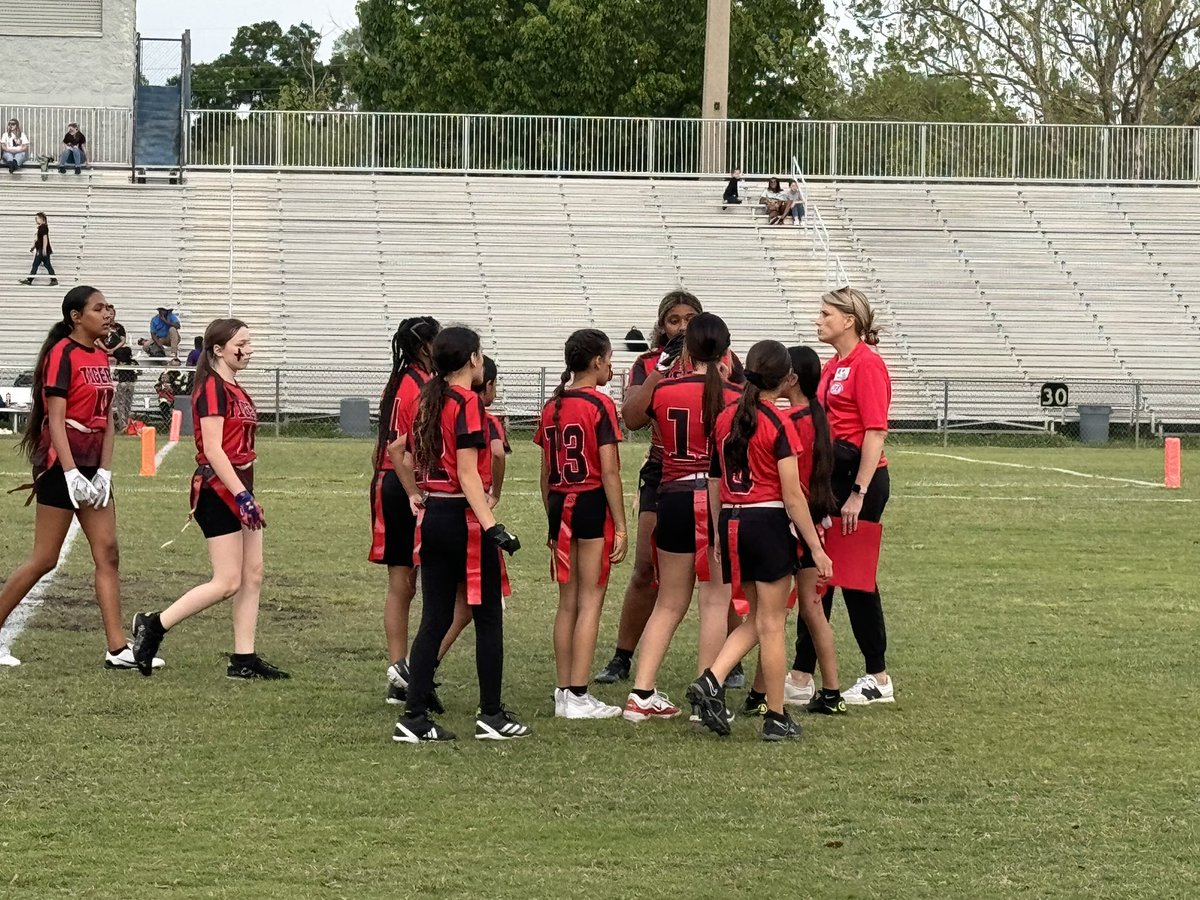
[743,370,767,389]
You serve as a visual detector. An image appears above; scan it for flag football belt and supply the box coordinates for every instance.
[414,497,511,603]
[7,419,103,505]
[657,474,713,582]
[161,462,253,548]
[549,490,616,588]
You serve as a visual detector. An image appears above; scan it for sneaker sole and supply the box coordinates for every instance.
[622,708,680,722]
[385,696,405,706]
[475,724,531,740]
[762,730,803,742]
[843,694,894,706]
[393,727,456,744]
[685,683,731,736]
[105,659,165,670]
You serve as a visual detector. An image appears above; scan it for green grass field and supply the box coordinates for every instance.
[1,435,1197,899]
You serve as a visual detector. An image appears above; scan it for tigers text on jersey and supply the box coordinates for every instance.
[416,384,491,494]
[709,401,801,505]
[648,374,742,481]
[193,371,258,467]
[378,366,431,471]
[36,337,114,469]
[534,387,622,493]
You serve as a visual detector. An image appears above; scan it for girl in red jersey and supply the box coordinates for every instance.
[620,313,741,722]
[687,340,832,741]
[393,327,527,743]
[536,329,628,719]
[131,318,288,680]
[796,287,894,705]
[0,287,143,669]
[371,316,440,706]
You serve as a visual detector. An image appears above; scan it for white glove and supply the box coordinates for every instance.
[91,468,112,508]
[63,468,98,509]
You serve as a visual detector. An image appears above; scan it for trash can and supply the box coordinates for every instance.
[1078,404,1112,444]
[340,397,372,437]
[172,394,194,437]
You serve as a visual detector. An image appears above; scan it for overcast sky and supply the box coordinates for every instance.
[138,0,359,63]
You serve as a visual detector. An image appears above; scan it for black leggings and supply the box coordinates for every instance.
[405,498,505,718]
[794,463,890,675]
[31,251,54,276]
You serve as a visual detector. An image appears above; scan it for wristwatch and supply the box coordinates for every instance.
[851,483,867,496]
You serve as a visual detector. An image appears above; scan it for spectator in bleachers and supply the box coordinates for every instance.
[2,119,29,173]
[784,180,805,226]
[19,213,57,286]
[101,303,127,356]
[111,346,139,433]
[58,123,88,175]
[624,326,648,352]
[722,167,743,207]
[154,371,176,428]
[148,307,182,364]
[760,177,789,225]
[185,336,203,367]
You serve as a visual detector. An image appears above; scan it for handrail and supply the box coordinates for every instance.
[791,155,849,288]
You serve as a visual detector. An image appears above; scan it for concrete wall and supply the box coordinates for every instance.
[0,0,136,109]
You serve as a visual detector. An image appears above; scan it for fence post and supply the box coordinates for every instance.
[830,122,838,178]
[556,117,563,173]
[739,121,746,174]
[462,115,471,174]
[646,119,655,175]
[370,116,377,171]
[1101,128,1110,183]
[274,368,281,437]
[920,124,928,179]
[942,379,950,447]
[538,366,547,406]
[274,111,283,166]
[1132,381,1141,449]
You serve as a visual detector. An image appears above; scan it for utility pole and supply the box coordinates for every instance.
[700,0,731,174]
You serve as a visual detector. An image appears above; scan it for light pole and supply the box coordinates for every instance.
[700,0,731,174]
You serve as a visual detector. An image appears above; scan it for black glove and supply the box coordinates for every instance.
[485,523,521,555]
[656,333,686,373]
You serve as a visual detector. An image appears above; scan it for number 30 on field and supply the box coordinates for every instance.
[1040,382,1069,407]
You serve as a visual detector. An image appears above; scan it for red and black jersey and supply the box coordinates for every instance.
[648,374,742,481]
[487,412,512,456]
[377,366,431,471]
[628,351,665,463]
[35,337,114,469]
[534,387,622,493]
[193,371,258,467]
[788,406,817,498]
[710,401,800,504]
[819,342,891,467]
[417,384,491,494]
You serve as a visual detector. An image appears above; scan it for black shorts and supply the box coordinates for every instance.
[35,464,100,510]
[637,456,662,516]
[369,469,417,566]
[548,487,608,542]
[718,507,798,586]
[194,466,254,539]
[654,479,712,555]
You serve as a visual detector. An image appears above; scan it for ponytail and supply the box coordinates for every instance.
[412,376,452,473]
[726,340,792,484]
[788,344,837,518]
[378,316,441,457]
[551,367,570,430]
[686,313,732,435]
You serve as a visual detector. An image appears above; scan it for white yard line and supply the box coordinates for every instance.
[0,441,178,666]
[896,450,1166,488]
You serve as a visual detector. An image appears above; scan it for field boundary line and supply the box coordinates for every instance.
[0,440,178,665]
[897,450,1165,488]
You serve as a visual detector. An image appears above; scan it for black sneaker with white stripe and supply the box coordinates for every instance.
[393,714,457,744]
[686,669,731,737]
[475,706,532,740]
[131,612,166,677]
[227,654,290,680]
[761,711,803,742]
[593,653,631,684]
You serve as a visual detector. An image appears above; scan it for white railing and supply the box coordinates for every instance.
[0,105,132,167]
[790,155,849,288]
[184,111,1200,183]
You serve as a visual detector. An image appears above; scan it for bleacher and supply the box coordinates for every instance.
[1,170,1199,427]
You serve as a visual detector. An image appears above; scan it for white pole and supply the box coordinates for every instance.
[228,144,234,316]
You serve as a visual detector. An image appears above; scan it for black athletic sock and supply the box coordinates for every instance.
[568,685,587,697]
[819,687,841,699]
[764,709,788,723]
[109,644,129,655]
[230,652,256,664]
[145,612,166,634]
[747,689,766,706]
[632,688,655,700]
[614,648,634,664]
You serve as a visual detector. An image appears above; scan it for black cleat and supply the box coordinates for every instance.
[762,711,803,741]
[593,654,631,684]
[475,705,532,740]
[386,660,408,705]
[131,612,165,676]
[723,662,746,690]
[393,714,456,743]
[742,691,768,717]
[806,690,848,715]
[227,654,290,680]
[686,670,731,736]
[386,683,406,705]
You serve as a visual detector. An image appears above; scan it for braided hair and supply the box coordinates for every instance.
[412,326,480,473]
[684,312,731,435]
[787,345,837,519]
[377,316,440,460]
[725,340,790,485]
[552,329,611,429]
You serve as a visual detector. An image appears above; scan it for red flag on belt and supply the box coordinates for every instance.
[823,519,883,592]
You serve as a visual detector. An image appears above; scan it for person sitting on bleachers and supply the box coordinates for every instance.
[625,326,649,352]
[760,177,789,225]
[784,180,805,226]
[58,123,88,175]
[148,307,182,364]
[2,119,30,173]
[723,168,743,206]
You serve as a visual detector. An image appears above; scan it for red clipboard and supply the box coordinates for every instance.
[823,518,882,592]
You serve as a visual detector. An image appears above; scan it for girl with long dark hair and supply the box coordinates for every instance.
[688,340,832,741]
[536,329,628,719]
[0,287,144,668]
[621,313,741,722]
[132,318,287,680]
[370,315,440,705]
[393,326,527,743]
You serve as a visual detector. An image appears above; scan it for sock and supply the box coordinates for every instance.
[820,687,841,699]
[614,648,633,664]
[479,703,501,716]
[764,709,788,722]
[231,652,256,664]
[145,612,166,634]
[109,644,128,655]
[746,689,766,705]
[632,688,655,700]
[568,685,587,697]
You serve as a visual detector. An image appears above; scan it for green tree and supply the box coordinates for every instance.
[836,66,1017,122]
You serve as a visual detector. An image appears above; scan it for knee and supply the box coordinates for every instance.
[215,575,242,598]
[91,542,119,573]
[630,559,655,588]
[28,554,59,580]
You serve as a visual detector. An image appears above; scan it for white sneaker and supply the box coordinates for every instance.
[622,690,681,722]
[784,673,815,706]
[563,690,621,719]
[387,660,409,688]
[0,653,20,667]
[843,674,894,705]
[583,693,622,719]
[554,688,567,717]
[105,646,165,670]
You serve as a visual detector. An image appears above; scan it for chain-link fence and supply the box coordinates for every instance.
[2,365,1197,446]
